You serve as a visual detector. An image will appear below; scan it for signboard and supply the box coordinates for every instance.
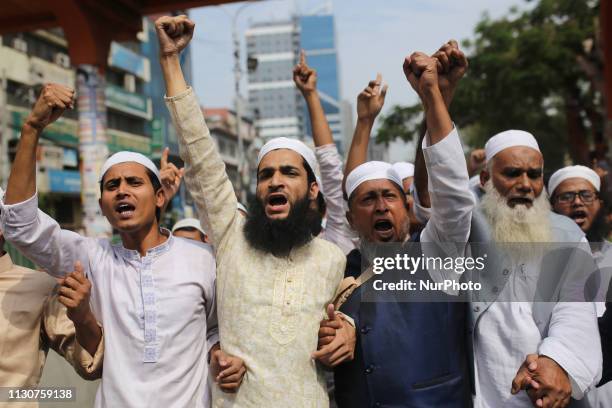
[105,84,152,119]
[108,42,150,81]
[63,147,78,168]
[48,169,81,194]
[107,128,151,155]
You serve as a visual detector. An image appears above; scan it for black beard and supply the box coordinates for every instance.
[244,193,322,257]
[586,208,609,242]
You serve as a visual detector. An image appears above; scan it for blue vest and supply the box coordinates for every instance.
[334,248,472,408]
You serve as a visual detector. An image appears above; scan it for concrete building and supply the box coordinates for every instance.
[0,17,198,231]
[203,107,256,198]
[246,20,301,141]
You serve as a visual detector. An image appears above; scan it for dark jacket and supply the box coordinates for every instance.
[334,248,472,408]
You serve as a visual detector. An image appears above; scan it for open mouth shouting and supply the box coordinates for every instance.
[507,196,533,208]
[569,209,588,227]
[373,218,394,241]
[266,192,289,215]
[115,201,136,220]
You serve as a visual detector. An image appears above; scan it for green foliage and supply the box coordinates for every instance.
[375,0,601,172]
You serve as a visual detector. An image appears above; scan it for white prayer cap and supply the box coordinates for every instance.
[392,162,415,180]
[172,218,206,236]
[257,137,317,173]
[484,130,541,162]
[548,165,601,195]
[345,161,403,199]
[99,151,161,184]
[237,202,248,214]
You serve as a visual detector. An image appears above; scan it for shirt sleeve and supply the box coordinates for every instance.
[420,128,473,245]
[538,301,602,399]
[315,144,358,255]
[0,192,92,278]
[42,292,104,381]
[165,87,239,255]
[419,128,474,286]
[537,239,603,399]
[203,251,219,352]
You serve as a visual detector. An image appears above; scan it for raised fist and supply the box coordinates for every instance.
[293,50,317,95]
[155,15,195,57]
[431,40,468,106]
[26,83,74,131]
[403,52,439,100]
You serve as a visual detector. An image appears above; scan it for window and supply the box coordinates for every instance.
[107,109,147,135]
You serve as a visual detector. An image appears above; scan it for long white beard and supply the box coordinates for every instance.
[480,180,553,244]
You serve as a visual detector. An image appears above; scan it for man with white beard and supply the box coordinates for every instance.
[416,129,602,407]
[479,131,602,408]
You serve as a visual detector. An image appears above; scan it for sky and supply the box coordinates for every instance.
[188,0,525,159]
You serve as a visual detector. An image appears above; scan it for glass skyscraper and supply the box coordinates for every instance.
[246,11,346,154]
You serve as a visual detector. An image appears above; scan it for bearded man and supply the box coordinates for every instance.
[549,165,612,407]
[415,129,602,407]
[157,15,346,407]
[315,48,474,408]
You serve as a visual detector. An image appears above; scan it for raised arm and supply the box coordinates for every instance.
[0,85,91,278]
[156,15,238,250]
[403,51,473,245]
[294,50,334,147]
[343,74,388,192]
[412,41,468,216]
[294,50,357,253]
[5,84,73,204]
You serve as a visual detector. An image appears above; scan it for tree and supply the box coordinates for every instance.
[376,0,603,172]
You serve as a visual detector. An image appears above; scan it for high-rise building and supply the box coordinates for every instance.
[298,14,343,154]
[246,11,346,154]
[246,21,301,141]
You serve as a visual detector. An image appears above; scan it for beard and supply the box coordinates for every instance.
[244,192,322,257]
[480,180,553,245]
[586,208,609,242]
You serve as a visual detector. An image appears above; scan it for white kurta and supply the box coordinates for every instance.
[473,253,601,407]
[165,87,346,407]
[315,143,359,254]
[0,196,218,408]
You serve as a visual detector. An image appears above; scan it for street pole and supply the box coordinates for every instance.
[0,68,9,189]
[223,1,256,203]
[232,18,245,203]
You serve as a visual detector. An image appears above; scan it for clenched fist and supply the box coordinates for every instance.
[403,52,440,100]
[155,15,195,58]
[26,83,74,131]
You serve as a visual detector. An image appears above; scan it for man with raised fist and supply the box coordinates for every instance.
[0,82,242,407]
[156,15,346,407]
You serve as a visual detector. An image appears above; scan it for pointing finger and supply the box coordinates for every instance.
[161,147,169,168]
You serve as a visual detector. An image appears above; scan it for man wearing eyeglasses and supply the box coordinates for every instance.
[549,165,612,407]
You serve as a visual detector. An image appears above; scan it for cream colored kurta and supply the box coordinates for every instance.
[166,87,346,408]
[0,253,103,408]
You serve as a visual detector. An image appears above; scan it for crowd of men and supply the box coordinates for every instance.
[0,14,611,408]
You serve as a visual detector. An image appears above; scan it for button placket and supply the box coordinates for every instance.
[140,257,159,363]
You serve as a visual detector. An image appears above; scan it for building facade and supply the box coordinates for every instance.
[246,11,347,154]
